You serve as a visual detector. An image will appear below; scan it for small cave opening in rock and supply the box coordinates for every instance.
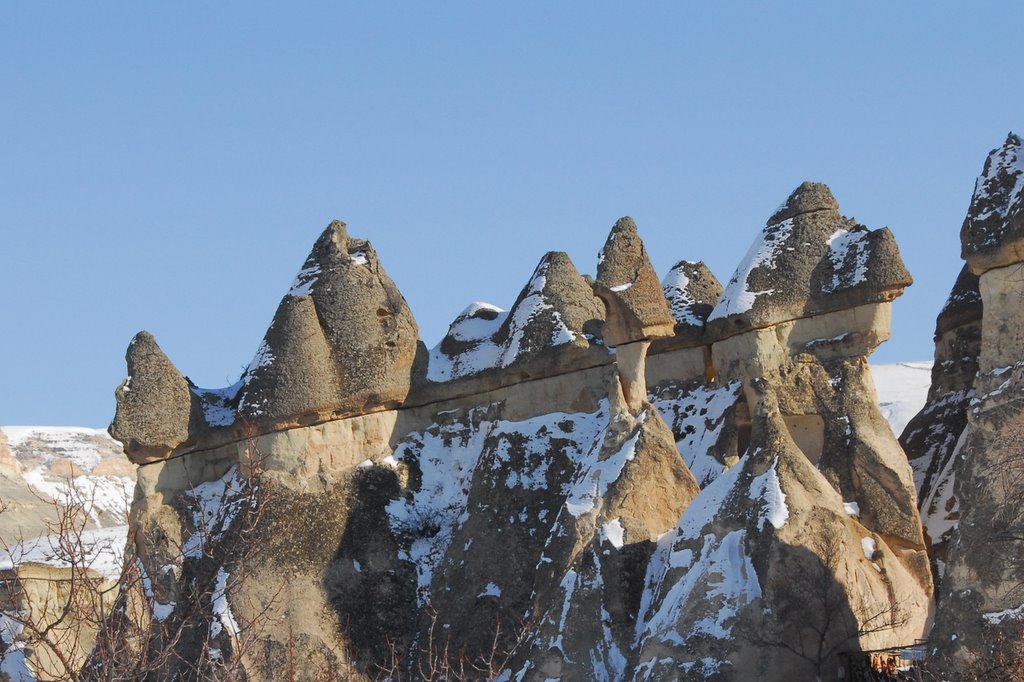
[782,414,825,466]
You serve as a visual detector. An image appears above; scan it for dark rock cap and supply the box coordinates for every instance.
[708,182,912,339]
[109,331,196,463]
[767,181,840,224]
[593,217,676,347]
[935,265,982,337]
[237,220,419,428]
[960,133,1024,273]
[662,260,723,328]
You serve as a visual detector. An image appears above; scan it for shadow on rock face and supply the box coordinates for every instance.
[323,464,418,673]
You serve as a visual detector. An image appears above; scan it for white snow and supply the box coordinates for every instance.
[287,261,321,297]
[748,458,788,531]
[564,412,641,517]
[192,380,243,428]
[600,518,625,549]
[825,227,871,291]
[181,467,245,559]
[919,428,966,554]
[349,248,370,266]
[843,501,861,517]
[983,603,1024,625]
[709,217,794,320]
[426,259,578,382]
[0,525,128,580]
[2,426,111,472]
[651,382,743,487]
[870,362,933,437]
[642,530,761,643]
[861,536,878,560]
[209,567,241,639]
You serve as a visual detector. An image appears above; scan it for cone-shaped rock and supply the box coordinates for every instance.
[708,182,912,339]
[961,132,1024,274]
[110,331,195,464]
[593,217,675,347]
[238,220,419,429]
[659,259,723,348]
[428,251,606,383]
[635,386,931,681]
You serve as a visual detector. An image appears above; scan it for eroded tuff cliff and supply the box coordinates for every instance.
[917,133,1024,675]
[107,184,932,680]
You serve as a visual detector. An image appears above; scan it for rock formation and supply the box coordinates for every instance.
[102,182,943,680]
[924,133,1024,674]
[899,265,981,580]
[634,184,930,681]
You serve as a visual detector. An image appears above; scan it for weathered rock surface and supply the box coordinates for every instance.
[655,260,722,352]
[237,220,420,430]
[110,331,197,463]
[899,266,981,580]
[929,132,1024,675]
[961,133,1024,274]
[593,217,676,348]
[707,182,912,340]
[104,191,940,681]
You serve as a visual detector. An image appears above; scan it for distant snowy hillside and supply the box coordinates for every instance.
[0,426,134,544]
[869,362,933,437]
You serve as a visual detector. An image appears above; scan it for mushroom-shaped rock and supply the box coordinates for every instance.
[237,220,419,429]
[708,182,912,339]
[961,133,1024,274]
[593,217,676,348]
[427,251,606,383]
[110,331,195,464]
[659,259,723,348]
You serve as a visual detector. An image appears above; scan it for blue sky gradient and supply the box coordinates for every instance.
[2,3,1022,427]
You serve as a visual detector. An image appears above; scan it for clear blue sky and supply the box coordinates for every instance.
[2,3,1021,427]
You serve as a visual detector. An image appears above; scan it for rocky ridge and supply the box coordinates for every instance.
[93,171,951,682]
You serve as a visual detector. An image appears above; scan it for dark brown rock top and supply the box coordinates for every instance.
[593,216,676,347]
[960,133,1024,273]
[707,182,912,339]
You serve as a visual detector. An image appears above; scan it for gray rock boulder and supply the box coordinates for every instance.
[237,220,419,430]
[707,182,912,340]
[961,132,1024,274]
[594,217,676,348]
[110,331,196,464]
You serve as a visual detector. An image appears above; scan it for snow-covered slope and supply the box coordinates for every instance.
[0,426,134,551]
[869,362,933,437]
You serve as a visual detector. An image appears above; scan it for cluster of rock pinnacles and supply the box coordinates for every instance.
[107,134,1024,680]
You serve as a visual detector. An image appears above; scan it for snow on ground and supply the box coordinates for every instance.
[869,362,933,438]
[0,525,128,580]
